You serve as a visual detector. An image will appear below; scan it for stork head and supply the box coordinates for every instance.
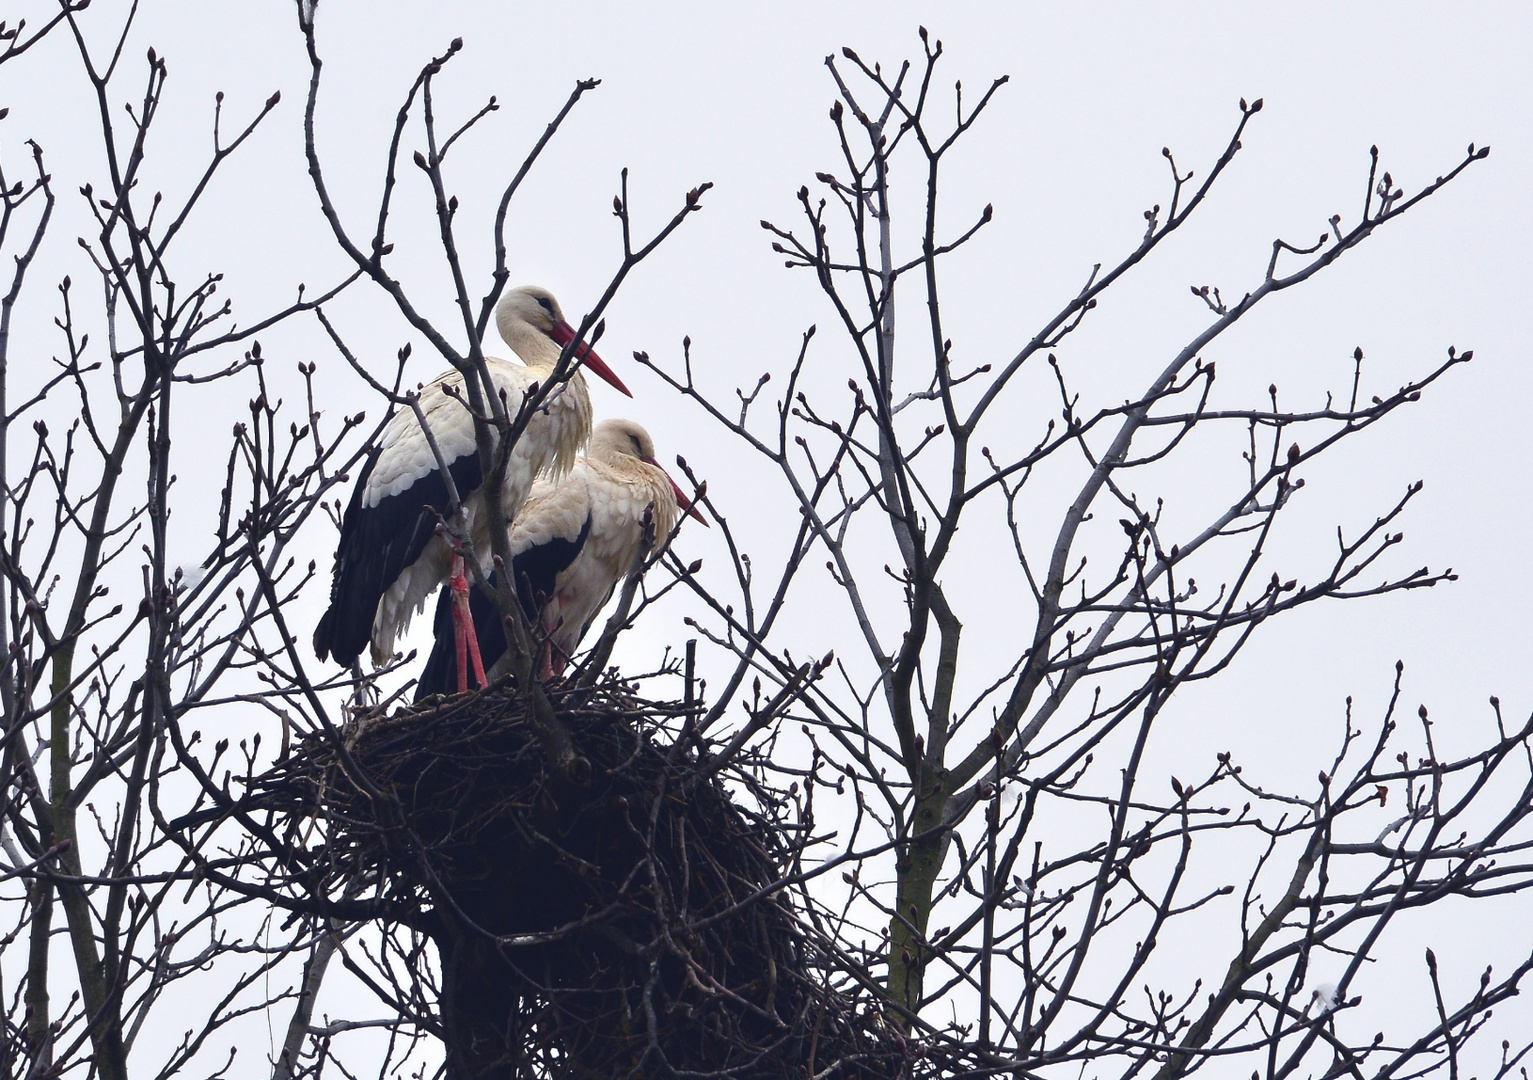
[592,419,708,525]
[495,285,632,397]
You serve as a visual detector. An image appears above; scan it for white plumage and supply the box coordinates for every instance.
[416,419,704,696]
[314,285,631,671]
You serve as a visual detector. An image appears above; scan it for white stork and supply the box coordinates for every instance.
[415,418,705,698]
[313,286,632,678]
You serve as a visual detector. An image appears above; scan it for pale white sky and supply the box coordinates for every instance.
[4,1,1531,1073]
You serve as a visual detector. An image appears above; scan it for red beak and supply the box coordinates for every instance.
[644,457,709,526]
[548,320,633,398]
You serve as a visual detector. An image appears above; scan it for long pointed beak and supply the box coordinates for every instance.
[548,320,633,398]
[644,457,709,526]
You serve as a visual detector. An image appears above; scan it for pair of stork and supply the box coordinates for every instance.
[312,285,701,699]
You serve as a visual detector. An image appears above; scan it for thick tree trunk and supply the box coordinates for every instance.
[887,770,947,1016]
[439,927,521,1080]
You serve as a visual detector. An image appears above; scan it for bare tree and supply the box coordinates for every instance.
[2,6,1529,1080]
[638,30,1533,1080]
[0,5,358,1078]
[0,3,706,1078]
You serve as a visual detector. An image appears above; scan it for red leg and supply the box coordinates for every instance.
[465,614,487,689]
[535,606,568,680]
[450,555,469,694]
[449,553,488,693]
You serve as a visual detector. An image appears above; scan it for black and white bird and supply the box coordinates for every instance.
[313,286,632,680]
[415,418,705,699]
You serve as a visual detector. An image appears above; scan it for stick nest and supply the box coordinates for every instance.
[259,677,907,1079]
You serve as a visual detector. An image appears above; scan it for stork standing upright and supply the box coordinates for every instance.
[313,286,632,681]
[415,419,705,699]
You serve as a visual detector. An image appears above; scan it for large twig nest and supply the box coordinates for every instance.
[260,677,905,1079]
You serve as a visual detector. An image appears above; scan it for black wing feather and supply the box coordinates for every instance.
[511,513,592,618]
[314,447,483,666]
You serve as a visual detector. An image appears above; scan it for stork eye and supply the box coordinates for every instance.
[629,434,644,454]
[536,296,555,315]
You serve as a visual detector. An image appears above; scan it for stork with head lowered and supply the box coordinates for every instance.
[416,418,706,699]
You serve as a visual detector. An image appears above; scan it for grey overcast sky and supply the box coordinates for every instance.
[5,0,1531,1069]
[57,1,1521,798]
